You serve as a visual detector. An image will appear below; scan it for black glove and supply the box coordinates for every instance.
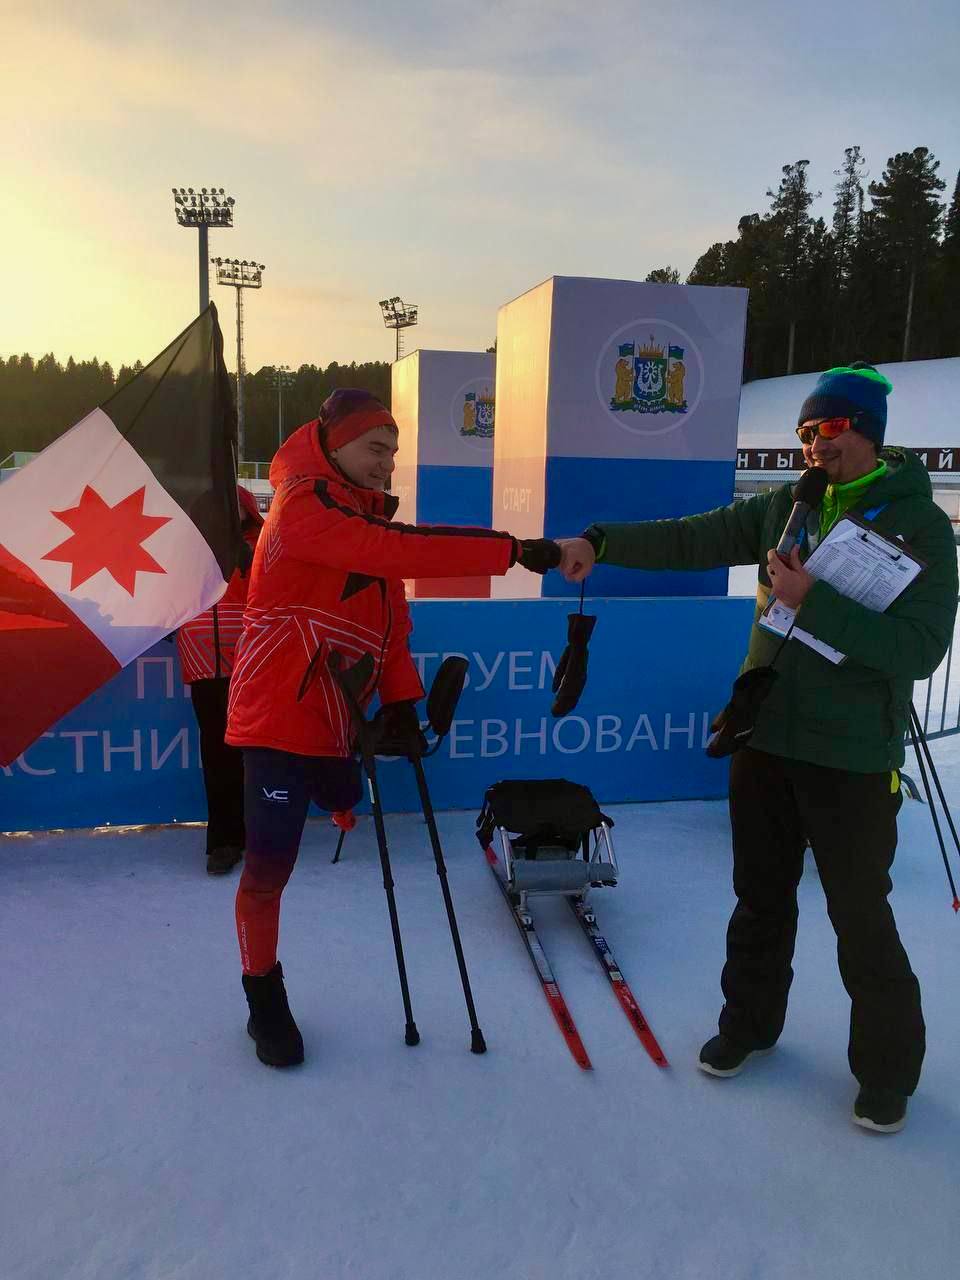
[517,539,562,574]
[551,613,597,717]
[704,667,779,758]
[372,700,427,757]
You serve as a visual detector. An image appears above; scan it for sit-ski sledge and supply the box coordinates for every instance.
[477,778,668,1071]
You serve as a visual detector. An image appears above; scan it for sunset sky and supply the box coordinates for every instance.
[3,0,958,373]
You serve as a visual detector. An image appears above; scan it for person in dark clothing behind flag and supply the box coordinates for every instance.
[177,485,264,875]
[557,363,958,1135]
[224,388,560,1068]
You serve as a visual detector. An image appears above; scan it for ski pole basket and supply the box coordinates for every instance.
[476,779,618,898]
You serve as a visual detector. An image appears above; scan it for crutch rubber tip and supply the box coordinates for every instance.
[471,1028,487,1055]
[405,1022,421,1046]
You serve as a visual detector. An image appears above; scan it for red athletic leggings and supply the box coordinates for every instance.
[236,748,362,975]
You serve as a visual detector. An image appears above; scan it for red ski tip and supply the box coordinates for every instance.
[952,897,960,913]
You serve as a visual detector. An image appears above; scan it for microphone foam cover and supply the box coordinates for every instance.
[795,466,829,507]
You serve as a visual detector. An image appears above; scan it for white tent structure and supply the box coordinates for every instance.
[737,357,960,514]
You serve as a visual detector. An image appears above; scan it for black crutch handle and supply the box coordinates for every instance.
[326,650,374,714]
[426,656,469,739]
[327,650,378,757]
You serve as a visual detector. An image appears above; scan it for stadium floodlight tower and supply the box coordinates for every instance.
[269,365,296,450]
[212,258,266,465]
[172,186,235,311]
[379,296,419,362]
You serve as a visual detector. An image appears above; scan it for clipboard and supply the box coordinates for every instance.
[758,513,926,664]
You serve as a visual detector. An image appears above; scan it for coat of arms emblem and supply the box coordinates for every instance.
[462,388,495,438]
[611,338,687,415]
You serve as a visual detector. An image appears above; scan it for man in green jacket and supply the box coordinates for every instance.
[559,363,958,1134]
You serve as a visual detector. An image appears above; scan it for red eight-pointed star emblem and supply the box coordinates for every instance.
[42,485,172,596]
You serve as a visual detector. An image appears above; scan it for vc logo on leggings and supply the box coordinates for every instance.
[262,787,289,804]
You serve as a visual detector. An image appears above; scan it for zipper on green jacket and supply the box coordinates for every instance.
[819,460,887,539]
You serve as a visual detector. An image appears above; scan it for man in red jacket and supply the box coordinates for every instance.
[177,486,264,875]
[225,388,557,1067]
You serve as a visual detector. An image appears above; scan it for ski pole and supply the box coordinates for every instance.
[908,705,960,913]
[410,753,486,1054]
[328,652,420,1046]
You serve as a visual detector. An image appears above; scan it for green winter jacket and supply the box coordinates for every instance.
[591,447,958,772]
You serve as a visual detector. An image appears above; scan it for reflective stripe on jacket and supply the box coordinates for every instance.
[225,418,515,757]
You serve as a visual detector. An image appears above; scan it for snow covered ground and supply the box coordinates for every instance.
[3,740,960,1280]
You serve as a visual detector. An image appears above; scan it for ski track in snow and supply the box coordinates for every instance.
[3,743,960,1280]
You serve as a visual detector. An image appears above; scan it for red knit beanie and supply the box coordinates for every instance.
[318,389,397,452]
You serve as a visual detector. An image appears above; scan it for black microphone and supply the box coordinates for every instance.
[776,466,829,558]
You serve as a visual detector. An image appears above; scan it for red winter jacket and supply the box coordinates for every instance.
[177,486,264,683]
[225,419,516,757]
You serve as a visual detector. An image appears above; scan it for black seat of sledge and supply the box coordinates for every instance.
[477,779,613,858]
[477,779,618,895]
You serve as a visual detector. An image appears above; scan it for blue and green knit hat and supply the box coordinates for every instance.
[797,361,893,447]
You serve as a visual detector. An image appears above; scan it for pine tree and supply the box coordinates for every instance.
[766,160,821,373]
[687,216,783,378]
[686,243,728,285]
[869,147,946,360]
[799,218,836,371]
[944,170,960,256]
[645,266,681,284]
[830,146,867,353]
[939,170,960,353]
[842,208,884,361]
[832,146,867,287]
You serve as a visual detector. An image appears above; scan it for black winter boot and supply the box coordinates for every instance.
[242,962,305,1067]
[207,845,243,876]
[853,1087,907,1133]
[698,1033,775,1077]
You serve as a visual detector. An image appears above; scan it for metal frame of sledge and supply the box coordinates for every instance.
[478,778,620,923]
[495,822,619,924]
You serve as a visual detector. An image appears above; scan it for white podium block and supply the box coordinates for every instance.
[391,349,496,597]
[491,276,748,598]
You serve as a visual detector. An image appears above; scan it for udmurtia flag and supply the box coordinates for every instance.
[0,304,240,766]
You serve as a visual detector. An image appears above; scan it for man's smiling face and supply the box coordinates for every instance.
[800,420,878,485]
[330,425,399,491]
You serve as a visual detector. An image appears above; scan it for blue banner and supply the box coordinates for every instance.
[0,597,755,832]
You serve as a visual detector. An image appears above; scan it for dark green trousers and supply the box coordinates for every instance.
[718,747,924,1094]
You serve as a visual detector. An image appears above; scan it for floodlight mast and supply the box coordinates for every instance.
[212,258,266,464]
[269,364,295,450]
[379,295,419,362]
[172,186,236,311]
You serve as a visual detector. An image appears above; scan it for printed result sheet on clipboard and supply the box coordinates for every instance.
[759,514,926,665]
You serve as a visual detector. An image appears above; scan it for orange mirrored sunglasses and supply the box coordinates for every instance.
[796,417,854,446]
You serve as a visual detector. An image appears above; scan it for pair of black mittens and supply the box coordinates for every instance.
[551,613,597,717]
